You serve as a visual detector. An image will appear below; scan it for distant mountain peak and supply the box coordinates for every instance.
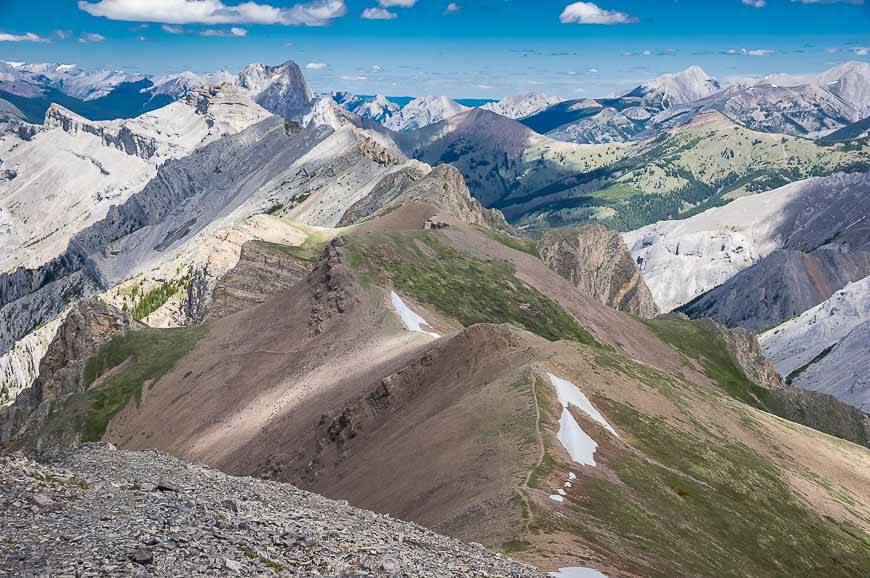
[635,65,721,107]
[480,92,564,119]
[238,59,314,119]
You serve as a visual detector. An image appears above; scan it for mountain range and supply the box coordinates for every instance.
[1,55,869,577]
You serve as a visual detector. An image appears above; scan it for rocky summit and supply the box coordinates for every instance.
[0,443,543,578]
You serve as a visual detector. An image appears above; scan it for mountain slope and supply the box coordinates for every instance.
[760,275,870,411]
[4,200,870,576]
[0,85,272,273]
[0,445,544,577]
[653,82,860,138]
[403,108,870,231]
[624,172,870,311]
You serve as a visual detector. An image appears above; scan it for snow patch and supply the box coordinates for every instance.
[548,494,565,503]
[549,568,609,578]
[390,291,440,338]
[547,373,618,467]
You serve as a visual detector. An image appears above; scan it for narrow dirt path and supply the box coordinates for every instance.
[519,371,547,539]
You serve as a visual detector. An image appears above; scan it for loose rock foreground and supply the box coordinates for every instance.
[0,444,545,578]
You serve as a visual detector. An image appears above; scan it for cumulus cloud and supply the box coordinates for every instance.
[443,2,460,14]
[306,62,328,70]
[361,7,397,19]
[162,24,185,33]
[742,0,767,7]
[54,29,73,40]
[378,0,416,6]
[78,33,106,43]
[0,32,50,42]
[78,0,347,27]
[560,2,638,25]
[371,64,382,72]
[853,47,869,55]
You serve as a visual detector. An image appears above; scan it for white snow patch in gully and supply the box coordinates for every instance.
[548,373,618,466]
[548,494,564,503]
[390,291,440,338]
[549,568,609,578]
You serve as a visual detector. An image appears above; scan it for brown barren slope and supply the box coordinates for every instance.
[83,207,870,577]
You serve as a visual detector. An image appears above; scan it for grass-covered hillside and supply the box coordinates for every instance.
[404,109,870,231]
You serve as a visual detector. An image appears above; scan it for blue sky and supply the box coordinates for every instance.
[1,0,869,98]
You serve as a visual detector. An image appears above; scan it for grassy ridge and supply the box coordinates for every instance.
[642,317,771,407]
[346,231,598,347]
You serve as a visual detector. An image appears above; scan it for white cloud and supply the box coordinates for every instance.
[306,62,328,70]
[78,0,347,27]
[560,2,638,25]
[642,49,652,56]
[0,32,50,43]
[78,33,106,43]
[725,47,776,56]
[476,84,494,89]
[341,75,367,80]
[54,29,73,40]
[200,26,248,36]
[742,0,767,7]
[162,24,185,33]
[443,2,460,14]
[361,7,397,19]
[371,64,382,72]
[378,0,416,6]
[853,47,870,56]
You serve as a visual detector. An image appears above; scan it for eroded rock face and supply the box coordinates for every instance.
[204,241,313,322]
[44,104,160,160]
[539,225,659,318]
[339,164,510,231]
[718,325,783,390]
[0,300,140,448]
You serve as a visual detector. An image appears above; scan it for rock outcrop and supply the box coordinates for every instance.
[0,300,140,448]
[0,444,544,577]
[339,164,511,231]
[717,325,783,390]
[205,240,313,321]
[44,104,160,160]
[539,225,659,318]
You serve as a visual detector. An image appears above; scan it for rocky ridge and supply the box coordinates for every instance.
[0,444,544,577]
